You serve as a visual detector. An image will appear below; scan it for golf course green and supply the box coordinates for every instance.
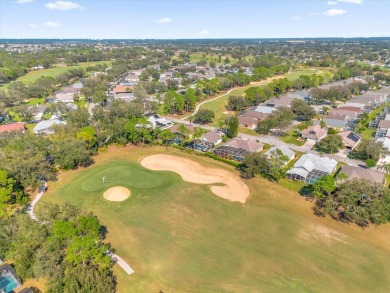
[39,146,390,293]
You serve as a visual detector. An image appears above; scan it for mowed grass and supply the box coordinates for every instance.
[286,68,333,81]
[39,146,390,293]
[1,61,111,87]
[199,75,289,126]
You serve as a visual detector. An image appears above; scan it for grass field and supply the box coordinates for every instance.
[38,145,390,293]
[286,68,333,82]
[1,61,111,88]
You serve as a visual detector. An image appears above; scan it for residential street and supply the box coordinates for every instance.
[166,117,363,167]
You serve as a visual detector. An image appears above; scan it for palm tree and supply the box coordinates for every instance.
[178,124,188,150]
[193,127,203,152]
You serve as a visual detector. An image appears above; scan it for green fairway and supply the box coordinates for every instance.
[39,146,390,293]
[1,61,111,87]
[286,68,333,81]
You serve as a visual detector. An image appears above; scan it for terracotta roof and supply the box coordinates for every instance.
[300,124,327,140]
[112,85,133,94]
[224,138,263,152]
[0,122,25,133]
[340,165,385,185]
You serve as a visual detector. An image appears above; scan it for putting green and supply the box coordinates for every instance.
[81,165,168,192]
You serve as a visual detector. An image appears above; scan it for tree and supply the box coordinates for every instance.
[227,95,246,111]
[366,159,377,168]
[0,170,27,218]
[183,88,197,112]
[193,109,215,124]
[178,124,188,150]
[316,179,390,227]
[76,126,97,149]
[311,175,336,199]
[0,133,56,189]
[160,129,175,149]
[192,127,203,151]
[353,140,389,162]
[52,138,93,170]
[291,99,316,121]
[315,134,344,154]
[226,115,238,138]
[256,107,294,134]
[240,151,288,181]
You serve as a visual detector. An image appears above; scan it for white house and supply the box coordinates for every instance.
[55,93,74,103]
[147,114,173,130]
[286,153,337,184]
[264,145,295,164]
[33,119,66,135]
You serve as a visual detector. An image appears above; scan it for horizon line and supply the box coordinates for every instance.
[1,37,390,41]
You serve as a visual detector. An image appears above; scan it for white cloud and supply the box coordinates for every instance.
[327,1,337,5]
[45,1,83,10]
[15,0,34,3]
[44,22,60,27]
[292,16,301,20]
[28,23,38,28]
[198,30,211,35]
[337,0,364,4]
[154,17,172,24]
[323,9,347,16]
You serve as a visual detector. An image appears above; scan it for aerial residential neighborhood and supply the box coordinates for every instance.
[1,0,390,292]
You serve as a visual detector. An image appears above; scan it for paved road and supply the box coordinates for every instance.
[167,117,363,167]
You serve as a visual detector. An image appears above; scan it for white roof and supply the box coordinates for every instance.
[376,137,390,151]
[255,105,276,114]
[33,119,66,132]
[287,153,337,177]
[265,145,295,160]
[341,102,366,109]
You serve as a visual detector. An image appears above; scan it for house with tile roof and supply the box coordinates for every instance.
[264,145,295,164]
[0,122,25,134]
[286,153,338,184]
[300,125,328,142]
[201,131,222,145]
[340,165,385,185]
[339,131,361,150]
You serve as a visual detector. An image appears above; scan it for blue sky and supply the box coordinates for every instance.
[0,0,389,39]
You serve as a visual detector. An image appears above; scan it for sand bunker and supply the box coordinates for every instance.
[103,186,131,202]
[141,154,249,203]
